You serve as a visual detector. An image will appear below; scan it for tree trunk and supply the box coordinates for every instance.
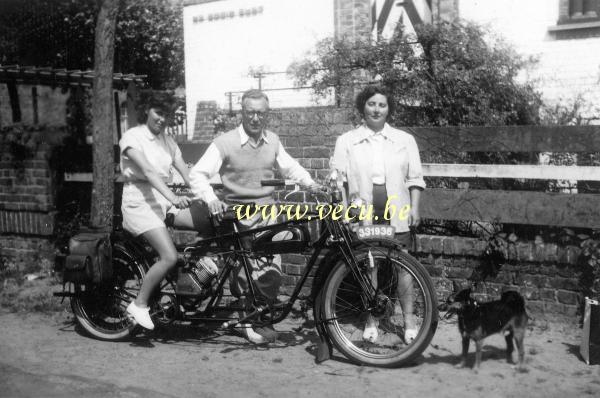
[90,0,118,230]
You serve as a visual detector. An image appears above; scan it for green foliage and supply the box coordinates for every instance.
[114,1,185,89]
[289,21,542,127]
[213,110,241,135]
[0,0,184,89]
[0,0,96,69]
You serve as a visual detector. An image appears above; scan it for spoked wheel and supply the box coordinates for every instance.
[71,243,147,340]
[321,243,437,367]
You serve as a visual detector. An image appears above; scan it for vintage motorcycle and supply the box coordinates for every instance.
[55,180,438,367]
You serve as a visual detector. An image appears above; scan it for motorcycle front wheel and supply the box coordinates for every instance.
[321,243,438,367]
[71,242,147,340]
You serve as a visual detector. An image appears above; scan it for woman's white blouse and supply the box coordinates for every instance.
[119,125,181,183]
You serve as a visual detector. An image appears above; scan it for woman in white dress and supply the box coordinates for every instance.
[119,91,192,330]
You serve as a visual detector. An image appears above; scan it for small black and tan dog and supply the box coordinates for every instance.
[444,288,528,370]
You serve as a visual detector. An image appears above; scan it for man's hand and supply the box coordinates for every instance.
[326,170,338,185]
[208,199,228,220]
[172,196,192,209]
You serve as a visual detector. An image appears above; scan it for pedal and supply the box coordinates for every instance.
[221,320,239,329]
[127,313,138,326]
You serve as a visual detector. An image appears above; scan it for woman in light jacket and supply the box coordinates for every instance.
[331,85,425,344]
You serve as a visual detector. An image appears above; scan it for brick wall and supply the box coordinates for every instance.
[0,126,66,270]
[269,106,355,181]
[413,235,582,319]
[191,100,217,142]
[277,234,584,320]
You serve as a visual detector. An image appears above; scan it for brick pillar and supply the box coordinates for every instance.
[432,0,459,23]
[191,100,217,143]
[334,0,372,42]
[333,0,373,107]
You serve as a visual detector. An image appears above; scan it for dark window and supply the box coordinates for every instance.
[550,0,600,37]
[559,0,599,23]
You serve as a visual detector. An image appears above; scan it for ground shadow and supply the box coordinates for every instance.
[421,344,509,368]
[563,341,593,365]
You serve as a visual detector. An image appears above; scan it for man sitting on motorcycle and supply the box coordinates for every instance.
[188,89,319,344]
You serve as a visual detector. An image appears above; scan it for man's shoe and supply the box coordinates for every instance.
[254,325,279,342]
[239,324,267,344]
[127,301,154,330]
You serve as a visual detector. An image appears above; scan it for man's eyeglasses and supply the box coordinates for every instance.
[243,110,268,120]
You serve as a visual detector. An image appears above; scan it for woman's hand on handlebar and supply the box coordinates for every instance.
[172,196,192,209]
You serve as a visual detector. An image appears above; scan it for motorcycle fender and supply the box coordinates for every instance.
[111,231,151,272]
[309,236,401,302]
[309,236,403,364]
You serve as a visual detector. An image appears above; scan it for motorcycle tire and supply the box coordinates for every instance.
[71,241,148,341]
[320,242,437,367]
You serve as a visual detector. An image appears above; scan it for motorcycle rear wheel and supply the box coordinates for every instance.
[71,242,147,340]
[321,243,438,367]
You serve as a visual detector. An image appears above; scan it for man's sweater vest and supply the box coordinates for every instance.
[213,129,279,204]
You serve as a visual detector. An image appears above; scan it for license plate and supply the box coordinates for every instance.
[356,225,395,239]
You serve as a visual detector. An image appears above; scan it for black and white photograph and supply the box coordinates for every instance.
[1,0,600,397]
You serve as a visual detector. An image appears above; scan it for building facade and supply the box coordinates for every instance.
[182,0,334,139]
[184,0,600,139]
[376,0,600,119]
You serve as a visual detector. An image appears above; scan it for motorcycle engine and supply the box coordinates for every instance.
[175,256,218,298]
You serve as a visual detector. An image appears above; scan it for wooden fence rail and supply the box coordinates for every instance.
[408,126,600,229]
[64,126,600,229]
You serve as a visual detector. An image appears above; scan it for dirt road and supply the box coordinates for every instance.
[0,310,598,398]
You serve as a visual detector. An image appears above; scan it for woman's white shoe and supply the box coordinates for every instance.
[126,301,155,330]
[362,315,379,343]
[404,328,418,343]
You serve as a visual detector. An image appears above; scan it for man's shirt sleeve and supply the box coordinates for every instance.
[189,143,223,203]
[276,143,315,187]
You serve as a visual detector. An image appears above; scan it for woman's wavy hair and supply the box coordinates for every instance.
[135,90,176,124]
[355,85,396,118]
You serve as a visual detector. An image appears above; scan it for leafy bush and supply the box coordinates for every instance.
[0,0,184,89]
[289,21,542,127]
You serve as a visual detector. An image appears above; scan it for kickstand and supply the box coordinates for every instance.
[313,294,333,364]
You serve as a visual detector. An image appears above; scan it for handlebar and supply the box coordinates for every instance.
[167,183,223,192]
[170,180,292,190]
[261,179,289,187]
[169,180,339,206]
